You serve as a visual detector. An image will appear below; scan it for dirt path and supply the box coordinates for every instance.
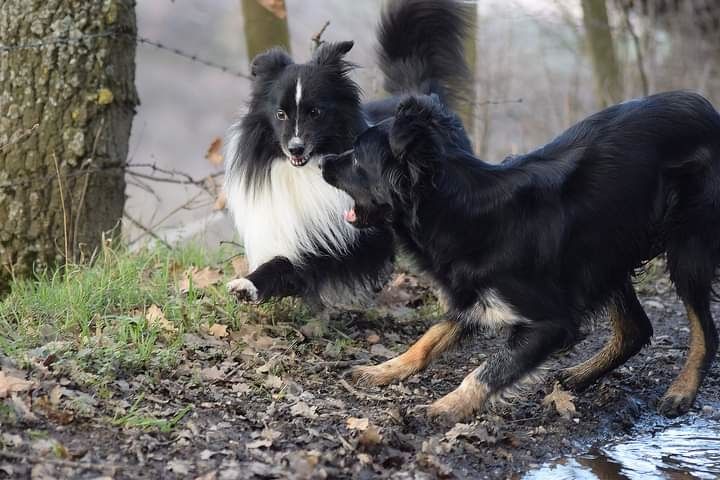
[2,272,719,479]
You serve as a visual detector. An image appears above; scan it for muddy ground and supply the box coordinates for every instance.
[2,269,720,479]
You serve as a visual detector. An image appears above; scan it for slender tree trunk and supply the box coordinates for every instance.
[241,0,291,60]
[582,0,624,107]
[0,0,138,290]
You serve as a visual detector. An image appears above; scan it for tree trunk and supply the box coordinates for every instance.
[0,0,138,290]
[241,0,291,60]
[582,0,624,107]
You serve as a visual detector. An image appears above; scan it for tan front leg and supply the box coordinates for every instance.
[427,366,489,423]
[352,321,460,386]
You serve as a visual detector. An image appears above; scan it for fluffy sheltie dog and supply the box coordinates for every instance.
[224,0,471,307]
[321,91,720,421]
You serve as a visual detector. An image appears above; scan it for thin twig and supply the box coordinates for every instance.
[52,153,70,266]
[311,21,331,52]
[123,210,171,249]
[621,4,649,96]
[73,118,106,261]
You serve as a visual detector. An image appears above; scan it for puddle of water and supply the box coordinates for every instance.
[524,417,720,480]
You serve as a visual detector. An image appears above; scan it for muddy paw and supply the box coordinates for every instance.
[350,365,397,387]
[658,392,695,418]
[557,368,592,393]
[427,392,472,425]
[227,278,259,303]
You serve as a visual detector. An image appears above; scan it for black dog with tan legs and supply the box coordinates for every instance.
[321,91,720,422]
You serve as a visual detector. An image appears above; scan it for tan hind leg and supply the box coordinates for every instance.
[561,285,652,392]
[659,303,718,417]
[351,321,461,386]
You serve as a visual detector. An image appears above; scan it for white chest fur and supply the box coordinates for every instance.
[225,158,359,271]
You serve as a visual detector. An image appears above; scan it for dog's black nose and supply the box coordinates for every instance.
[288,138,305,156]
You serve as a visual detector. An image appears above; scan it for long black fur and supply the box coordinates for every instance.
[322,91,720,416]
[224,0,471,307]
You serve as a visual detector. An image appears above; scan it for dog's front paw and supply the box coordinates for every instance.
[227,278,259,303]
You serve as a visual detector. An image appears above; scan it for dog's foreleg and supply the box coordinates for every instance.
[228,256,302,302]
[351,320,462,386]
[428,322,574,422]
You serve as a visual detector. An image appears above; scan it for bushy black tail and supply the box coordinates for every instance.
[377,0,471,108]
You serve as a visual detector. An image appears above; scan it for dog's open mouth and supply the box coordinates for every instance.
[343,203,390,228]
[290,155,310,167]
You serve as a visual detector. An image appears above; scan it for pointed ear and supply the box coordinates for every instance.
[251,48,292,80]
[312,41,354,67]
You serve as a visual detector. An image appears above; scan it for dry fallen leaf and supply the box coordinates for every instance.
[542,382,577,419]
[366,333,381,344]
[358,425,383,448]
[258,0,287,18]
[178,267,223,293]
[200,366,225,382]
[290,401,318,419]
[205,137,223,167]
[346,417,370,431]
[213,190,227,211]
[208,323,228,338]
[246,439,272,449]
[231,256,249,277]
[264,375,284,390]
[146,305,177,333]
[0,370,34,398]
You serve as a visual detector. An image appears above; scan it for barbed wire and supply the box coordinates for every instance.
[0,29,252,80]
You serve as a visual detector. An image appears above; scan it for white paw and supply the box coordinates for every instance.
[227,278,259,302]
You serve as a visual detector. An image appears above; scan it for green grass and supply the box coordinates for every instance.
[0,243,251,387]
[112,395,193,433]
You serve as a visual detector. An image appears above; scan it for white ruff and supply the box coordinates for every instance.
[225,156,359,271]
[463,289,527,330]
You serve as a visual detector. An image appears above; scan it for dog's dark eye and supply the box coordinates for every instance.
[276,110,287,121]
[309,107,322,119]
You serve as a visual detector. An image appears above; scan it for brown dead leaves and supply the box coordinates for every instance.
[178,266,223,293]
[145,305,177,334]
[543,382,577,419]
[205,137,223,167]
[0,370,34,398]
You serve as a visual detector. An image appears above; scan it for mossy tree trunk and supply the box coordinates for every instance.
[0,0,138,290]
[241,0,291,60]
[582,0,624,107]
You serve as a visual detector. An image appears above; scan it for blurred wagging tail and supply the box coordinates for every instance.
[321,91,720,421]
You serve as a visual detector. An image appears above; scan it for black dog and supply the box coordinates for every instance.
[224,0,470,308]
[321,91,720,421]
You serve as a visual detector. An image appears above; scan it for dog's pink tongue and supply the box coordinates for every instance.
[344,208,357,223]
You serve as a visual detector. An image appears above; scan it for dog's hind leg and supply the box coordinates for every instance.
[659,296,718,417]
[351,320,463,386]
[428,322,575,423]
[660,231,720,417]
[560,281,652,392]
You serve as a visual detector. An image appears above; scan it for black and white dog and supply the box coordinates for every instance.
[321,91,720,421]
[224,0,470,307]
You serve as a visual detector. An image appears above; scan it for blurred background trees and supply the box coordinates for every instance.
[0,0,138,291]
[1,0,720,285]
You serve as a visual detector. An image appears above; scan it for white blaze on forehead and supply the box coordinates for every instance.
[294,77,302,136]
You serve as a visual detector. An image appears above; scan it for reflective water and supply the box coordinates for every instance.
[524,417,720,480]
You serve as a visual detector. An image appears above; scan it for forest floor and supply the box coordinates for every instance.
[1,246,719,479]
